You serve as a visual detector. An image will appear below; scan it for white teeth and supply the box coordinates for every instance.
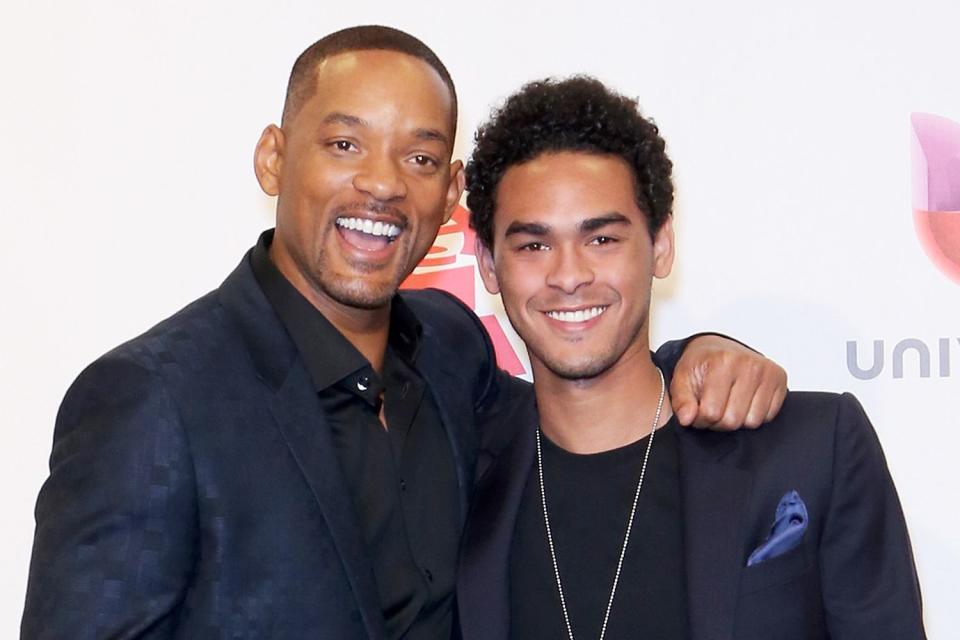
[546,306,607,323]
[336,217,401,238]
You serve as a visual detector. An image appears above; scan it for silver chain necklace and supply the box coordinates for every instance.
[536,367,665,640]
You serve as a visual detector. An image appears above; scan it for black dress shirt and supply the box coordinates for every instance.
[509,418,689,639]
[251,231,461,640]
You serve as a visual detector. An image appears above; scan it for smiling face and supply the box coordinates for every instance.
[255,49,463,312]
[477,151,674,381]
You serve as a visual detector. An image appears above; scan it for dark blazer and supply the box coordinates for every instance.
[458,390,926,640]
[21,252,504,639]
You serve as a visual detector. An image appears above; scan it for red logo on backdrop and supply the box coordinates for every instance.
[401,205,527,375]
[911,113,960,284]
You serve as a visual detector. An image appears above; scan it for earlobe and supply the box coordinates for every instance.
[254,125,284,196]
[443,160,466,222]
[652,216,675,279]
[475,236,501,294]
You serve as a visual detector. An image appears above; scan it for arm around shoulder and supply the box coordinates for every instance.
[22,354,198,639]
[820,393,925,639]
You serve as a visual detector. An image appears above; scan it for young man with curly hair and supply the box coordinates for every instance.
[456,77,925,639]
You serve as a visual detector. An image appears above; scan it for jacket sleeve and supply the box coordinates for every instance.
[21,355,198,639]
[820,393,925,639]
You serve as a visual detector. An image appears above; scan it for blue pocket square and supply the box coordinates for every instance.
[746,490,808,567]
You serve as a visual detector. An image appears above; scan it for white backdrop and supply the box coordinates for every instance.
[3,0,957,635]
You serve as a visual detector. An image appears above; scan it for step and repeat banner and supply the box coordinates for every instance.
[3,0,956,635]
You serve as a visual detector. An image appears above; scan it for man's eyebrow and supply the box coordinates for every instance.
[504,221,551,237]
[322,112,368,127]
[579,212,632,233]
[412,127,450,147]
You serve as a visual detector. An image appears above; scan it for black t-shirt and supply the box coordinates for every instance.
[510,418,689,639]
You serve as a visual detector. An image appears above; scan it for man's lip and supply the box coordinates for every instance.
[335,220,404,256]
[542,304,609,313]
[335,216,404,241]
[542,305,610,324]
[335,212,407,227]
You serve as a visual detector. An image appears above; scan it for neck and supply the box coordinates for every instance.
[311,297,391,373]
[533,346,672,455]
[270,248,391,373]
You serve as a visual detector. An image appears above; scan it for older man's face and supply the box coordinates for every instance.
[257,49,462,312]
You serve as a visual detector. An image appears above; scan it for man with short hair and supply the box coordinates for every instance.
[457,76,925,639]
[23,28,787,639]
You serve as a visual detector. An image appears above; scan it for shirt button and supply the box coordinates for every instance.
[399,479,407,492]
[356,376,370,392]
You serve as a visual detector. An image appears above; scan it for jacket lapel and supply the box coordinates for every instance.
[676,426,753,640]
[457,395,537,640]
[416,349,478,526]
[269,367,388,640]
[218,256,387,640]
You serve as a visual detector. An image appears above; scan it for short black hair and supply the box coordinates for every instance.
[467,76,673,248]
[282,25,457,134]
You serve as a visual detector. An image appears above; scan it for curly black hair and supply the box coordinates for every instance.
[466,76,673,248]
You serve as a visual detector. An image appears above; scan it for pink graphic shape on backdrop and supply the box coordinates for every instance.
[911,112,960,284]
[401,205,527,375]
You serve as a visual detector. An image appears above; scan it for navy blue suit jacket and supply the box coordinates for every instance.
[22,252,506,639]
[457,390,925,640]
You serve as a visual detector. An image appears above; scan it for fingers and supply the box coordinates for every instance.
[688,357,787,430]
[668,357,705,426]
[689,363,736,428]
[764,372,788,423]
[669,334,790,431]
[670,376,702,427]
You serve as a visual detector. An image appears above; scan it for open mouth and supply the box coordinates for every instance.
[335,216,402,252]
[544,306,609,323]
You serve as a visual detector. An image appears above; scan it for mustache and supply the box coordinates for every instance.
[331,201,409,228]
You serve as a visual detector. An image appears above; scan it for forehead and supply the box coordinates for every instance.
[298,50,454,138]
[495,152,641,227]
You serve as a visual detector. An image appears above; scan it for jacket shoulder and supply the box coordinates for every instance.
[400,287,504,410]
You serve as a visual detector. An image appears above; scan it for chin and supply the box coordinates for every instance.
[537,351,618,381]
[322,277,398,310]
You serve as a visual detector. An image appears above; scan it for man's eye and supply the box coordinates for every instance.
[589,236,617,246]
[332,140,356,152]
[411,154,438,167]
[520,242,549,252]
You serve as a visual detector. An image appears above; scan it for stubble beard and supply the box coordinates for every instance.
[527,306,650,383]
[315,244,404,310]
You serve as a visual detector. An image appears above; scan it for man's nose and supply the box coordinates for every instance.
[352,154,408,201]
[545,245,594,294]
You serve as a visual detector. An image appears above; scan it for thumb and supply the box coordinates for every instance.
[670,374,700,426]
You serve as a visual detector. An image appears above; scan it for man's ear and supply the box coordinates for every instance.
[652,215,675,279]
[443,160,466,223]
[254,124,285,196]
[475,235,500,294]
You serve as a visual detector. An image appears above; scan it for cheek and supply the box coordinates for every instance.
[289,156,348,197]
[495,265,541,311]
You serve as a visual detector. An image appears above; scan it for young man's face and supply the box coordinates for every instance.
[477,151,674,381]
[256,49,463,311]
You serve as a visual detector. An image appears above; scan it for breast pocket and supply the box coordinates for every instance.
[739,542,812,595]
